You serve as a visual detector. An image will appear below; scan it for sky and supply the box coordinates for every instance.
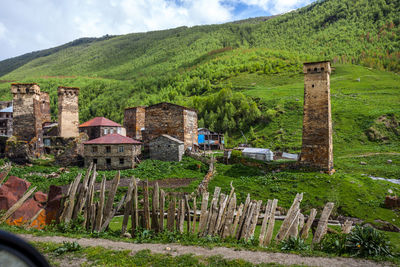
[0,0,315,61]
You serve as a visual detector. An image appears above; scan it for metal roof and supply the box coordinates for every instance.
[242,148,272,154]
[84,133,141,145]
[79,117,121,128]
[0,106,13,113]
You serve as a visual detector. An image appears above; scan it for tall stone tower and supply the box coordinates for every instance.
[11,83,42,141]
[58,86,79,138]
[124,106,146,140]
[299,61,333,172]
[40,92,51,124]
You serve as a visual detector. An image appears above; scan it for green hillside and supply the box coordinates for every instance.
[0,0,399,154]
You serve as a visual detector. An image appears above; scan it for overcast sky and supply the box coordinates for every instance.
[0,0,314,61]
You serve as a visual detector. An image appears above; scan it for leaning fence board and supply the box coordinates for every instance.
[204,187,220,236]
[191,196,197,234]
[222,193,236,238]
[64,173,82,223]
[90,203,96,231]
[185,195,191,233]
[242,201,255,240]
[167,195,176,232]
[122,178,135,234]
[313,202,334,244]
[100,193,127,232]
[214,194,228,235]
[275,193,303,242]
[94,177,106,232]
[143,180,151,230]
[159,189,165,232]
[103,171,120,222]
[219,182,235,233]
[85,170,97,230]
[151,182,160,231]
[299,213,305,232]
[300,208,317,240]
[198,191,209,234]
[209,193,224,235]
[264,199,278,246]
[73,163,93,219]
[0,186,37,224]
[259,200,272,245]
[236,194,250,239]
[131,177,139,236]
[249,200,262,238]
[178,198,185,233]
[288,209,300,238]
[231,203,243,237]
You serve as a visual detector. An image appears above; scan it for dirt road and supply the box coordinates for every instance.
[19,234,392,267]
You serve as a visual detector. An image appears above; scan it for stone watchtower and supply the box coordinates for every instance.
[124,106,146,140]
[11,83,42,141]
[299,61,333,172]
[58,86,79,138]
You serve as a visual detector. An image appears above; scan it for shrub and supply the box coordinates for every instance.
[53,241,82,255]
[318,233,347,255]
[280,236,309,251]
[346,225,392,257]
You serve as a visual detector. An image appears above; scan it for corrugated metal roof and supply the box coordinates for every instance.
[79,117,121,128]
[242,148,272,154]
[0,106,12,113]
[84,133,141,145]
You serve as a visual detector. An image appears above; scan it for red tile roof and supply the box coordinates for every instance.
[79,117,121,128]
[84,134,141,145]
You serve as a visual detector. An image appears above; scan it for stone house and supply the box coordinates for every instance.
[83,133,141,170]
[124,102,198,150]
[149,134,184,162]
[79,117,126,140]
[0,105,13,136]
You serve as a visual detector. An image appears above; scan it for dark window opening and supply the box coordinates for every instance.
[314,67,317,72]
[312,84,315,88]
[119,158,124,165]
[321,67,324,72]
[106,146,111,153]
[106,158,111,165]
[93,158,97,164]
[92,146,98,153]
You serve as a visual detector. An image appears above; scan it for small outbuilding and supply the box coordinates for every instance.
[242,148,274,161]
[149,134,184,162]
[83,133,141,170]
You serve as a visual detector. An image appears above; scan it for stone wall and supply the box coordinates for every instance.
[84,143,141,170]
[39,92,51,124]
[299,61,333,172]
[149,135,184,161]
[11,83,42,141]
[58,87,79,138]
[124,107,145,140]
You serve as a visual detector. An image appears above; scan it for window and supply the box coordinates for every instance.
[92,146,98,153]
[110,128,114,134]
[106,158,111,165]
[93,158,97,164]
[117,128,121,134]
[44,139,51,146]
[104,129,108,135]
[106,146,111,153]
[312,84,315,88]
[119,158,124,165]
[118,146,124,152]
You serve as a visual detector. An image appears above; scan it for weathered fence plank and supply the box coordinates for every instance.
[0,186,37,224]
[159,189,165,232]
[64,173,82,223]
[312,202,334,244]
[264,199,278,246]
[143,180,150,230]
[122,178,135,234]
[276,193,303,242]
[259,200,272,245]
[94,176,106,232]
[178,198,185,233]
[185,195,191,233]
[249,200,262,238]
[222,193,236,238]
[103,171,120,222]
[300,208,317,240]
[131,177,139,236]
[236,194,250,239]
[191,196,197,234]
[73,163,93,219]
[231,203,243,237]
[167,195,176,232]
[198,191,209,234]
[151,182,160,231]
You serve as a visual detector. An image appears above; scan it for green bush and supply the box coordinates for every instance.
[346,225,392,258]
[318,233,348,255]
[280,236,309,252]
[53,241,82,255]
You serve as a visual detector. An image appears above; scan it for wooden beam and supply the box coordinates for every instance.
[0,186,36,224]
[312,202,334,244]
[300,208,316,240]
[264,199,278,246]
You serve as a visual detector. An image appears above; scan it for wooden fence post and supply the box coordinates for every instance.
[122,178,135,234]
[178,198,185,233]
[143,179,150,230]
[63,173,82,223]
[167,194,176,232]
[312,202,334,244]
[185,195,191,233]
[236,194,251,239]
[231,203,243,237]
[198,191,209,234]
[151,182,160,231]
[191,196,197,234]
[94,176,106,232]
[73,163,93,219]
[249,200,262,238]
[259,200,272,245]
[103,171,120,223]
[159,189,165,232]
[222,193,236,238]
[276,193,303,242]
[300,208,317,240]
[131,177,139,237]
[264,199,278,246]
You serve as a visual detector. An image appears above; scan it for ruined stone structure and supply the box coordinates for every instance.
[83,133,141,170]
[40,92,51,124]
[130,102,197,150]
[11,83,42,141]
[124,106,146,140]
[58,86,79,138]
[299,61,333,172]
[79,117,124,140]
[0,105,13,136]
[149,134,184,162]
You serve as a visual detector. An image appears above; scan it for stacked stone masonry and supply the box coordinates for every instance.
[299,61,333,171]
[124,106,145,140]
[149,134,184,162]
[125,102,198,149]
[58,87,79,138]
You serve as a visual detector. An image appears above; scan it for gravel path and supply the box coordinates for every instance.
[20,234,392,267]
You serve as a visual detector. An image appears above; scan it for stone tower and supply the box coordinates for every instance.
[40,92,51,124]
[299,61,333,172]
[124,106,146,140]
[11,83,42,141]
[58,86,79,138]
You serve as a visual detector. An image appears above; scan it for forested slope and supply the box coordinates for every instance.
[0,0,399,151]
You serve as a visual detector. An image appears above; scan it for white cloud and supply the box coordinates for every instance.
[0,22,6,39]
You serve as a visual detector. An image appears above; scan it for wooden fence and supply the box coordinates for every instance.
[57,163,346,246]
